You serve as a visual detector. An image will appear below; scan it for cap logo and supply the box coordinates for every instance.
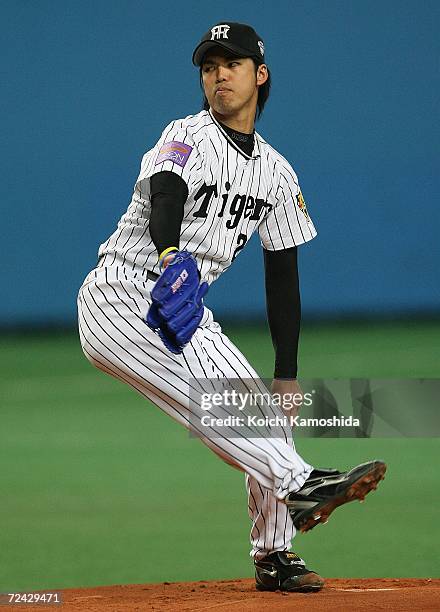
[258,40,265,56]
[211,24,230,40]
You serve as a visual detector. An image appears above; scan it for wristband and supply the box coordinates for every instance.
[159,246,179,268]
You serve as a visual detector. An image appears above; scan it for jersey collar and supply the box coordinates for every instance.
[208,110,261,160]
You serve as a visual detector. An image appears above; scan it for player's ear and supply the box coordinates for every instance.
[256,64,268,86]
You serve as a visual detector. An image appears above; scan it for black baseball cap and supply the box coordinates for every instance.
[192,22,265,66]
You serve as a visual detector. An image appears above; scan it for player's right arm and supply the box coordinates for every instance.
[148,171,188,266]
[136,118,204,267]
[139,119,208,352]
[144,172,208,353]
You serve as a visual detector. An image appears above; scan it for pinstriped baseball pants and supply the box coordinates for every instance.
[77,265,313,560]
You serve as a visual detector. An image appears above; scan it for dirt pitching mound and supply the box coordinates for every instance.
[10,578,439,611]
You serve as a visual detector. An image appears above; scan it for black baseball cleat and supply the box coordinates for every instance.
[285,460,387,533]
[255,551,324,593]
[308,467,343,479]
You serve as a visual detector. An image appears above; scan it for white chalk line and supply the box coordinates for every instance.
[335,588,399,592]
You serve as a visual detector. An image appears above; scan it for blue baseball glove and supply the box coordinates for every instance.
[146,251,209,354]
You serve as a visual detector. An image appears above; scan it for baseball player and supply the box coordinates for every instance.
[77,22,386,593]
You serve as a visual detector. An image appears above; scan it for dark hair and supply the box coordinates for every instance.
[199,59,271,120]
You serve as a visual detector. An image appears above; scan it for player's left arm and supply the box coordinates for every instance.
[259,163,317,411]
[264,246,304,414]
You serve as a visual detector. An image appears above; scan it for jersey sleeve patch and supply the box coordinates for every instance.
[296,190,310,220]
[155,141,193,168]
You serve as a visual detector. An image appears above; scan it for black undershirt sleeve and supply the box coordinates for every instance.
[263,247,301,379]
[148,171,189,256]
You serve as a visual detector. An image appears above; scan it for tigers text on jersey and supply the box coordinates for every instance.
[97,110,317,284]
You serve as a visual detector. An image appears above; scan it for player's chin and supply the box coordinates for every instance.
[212,99,237,115]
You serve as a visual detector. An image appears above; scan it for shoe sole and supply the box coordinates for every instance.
[256,572,325,593]
[297,461,387,533]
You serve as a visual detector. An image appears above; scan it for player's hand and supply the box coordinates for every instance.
[146,250,209,354]
[162,253,177,268]
[271,378,304,419]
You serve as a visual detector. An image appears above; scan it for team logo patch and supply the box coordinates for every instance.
[156,141,193,168]
[211,24,230,40]
[296,190,310,220]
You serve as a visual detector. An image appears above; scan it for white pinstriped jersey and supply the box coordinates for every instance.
[97,110,317,283]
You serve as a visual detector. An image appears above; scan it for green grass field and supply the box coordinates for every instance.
[1,321,439,591]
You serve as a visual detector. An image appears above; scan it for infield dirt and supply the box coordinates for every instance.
[8,578,440,611]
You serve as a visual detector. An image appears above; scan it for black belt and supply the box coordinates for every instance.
[146,270,159,281]
[97,256,159,282]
